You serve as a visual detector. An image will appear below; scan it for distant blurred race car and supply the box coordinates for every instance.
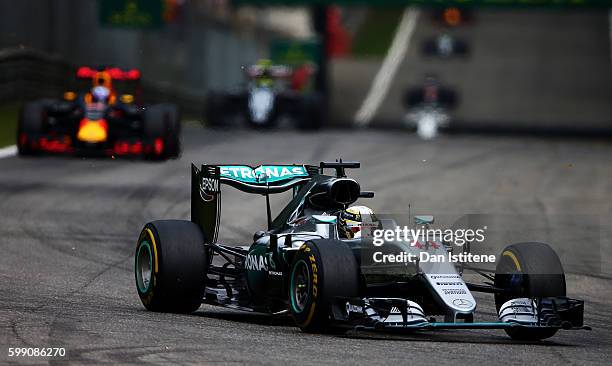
[430,7,474,27]
[422,34,470,58]
[404,75,458,140]
[17,66,181,159]
[205,60,323,129]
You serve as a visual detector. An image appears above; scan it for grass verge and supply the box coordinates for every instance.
[351,8,403,57]
[0,103,20,148]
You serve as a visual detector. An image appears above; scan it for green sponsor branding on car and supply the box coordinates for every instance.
[219,165,308,184]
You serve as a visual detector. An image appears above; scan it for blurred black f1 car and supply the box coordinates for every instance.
[134,161,588,340]
[17,66,180,159]
[404,75,458,140]
[205,60,323,129]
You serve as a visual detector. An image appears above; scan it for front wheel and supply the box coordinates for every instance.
[494,242,566,341]
[135,220,208,313]
[17,101,48,155]
[143,104,180,160]
[161,104,181,159]
[289,239,359,333]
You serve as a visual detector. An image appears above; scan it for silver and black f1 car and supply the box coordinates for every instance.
[134,161,587,340]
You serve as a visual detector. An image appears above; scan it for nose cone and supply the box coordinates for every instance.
[77,119,108,143]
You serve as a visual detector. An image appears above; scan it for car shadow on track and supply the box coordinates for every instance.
[342,330,580,347]
[17,153,171,163]
[194,309,295,327]
[193,310,581,346]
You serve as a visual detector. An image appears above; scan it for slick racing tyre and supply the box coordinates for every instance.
[135,220,208,314]
[162,103,181,159]
[289,239,359,333]
[17,101,47,155]
[494,242,566,341]
[161,103,181,159]
[205,92,228,128]
[296,94,324,130]
[143,104,181,159]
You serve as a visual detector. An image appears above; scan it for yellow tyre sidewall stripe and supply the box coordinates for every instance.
[502,250,521,271]
[144,227,159,273]
[304,303,316,326]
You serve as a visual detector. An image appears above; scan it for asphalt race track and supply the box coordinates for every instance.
[1,125,611,365]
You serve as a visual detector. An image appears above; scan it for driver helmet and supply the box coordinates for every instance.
[91,85,110,102]
[254,59,273,87]
[339,205,375,239]
[256,58,273,71]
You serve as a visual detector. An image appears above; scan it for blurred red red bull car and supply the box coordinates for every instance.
[17,66,180,159]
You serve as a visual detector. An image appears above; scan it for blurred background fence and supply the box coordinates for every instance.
[1,0,612,131]
[0,0,268,114]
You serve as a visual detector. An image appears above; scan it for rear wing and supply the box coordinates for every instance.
[76,66,141,80]
[245,64,292,79]
[191,163,317,243]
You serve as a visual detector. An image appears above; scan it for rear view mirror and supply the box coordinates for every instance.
[63,91,77,101]
[120,94,134,104]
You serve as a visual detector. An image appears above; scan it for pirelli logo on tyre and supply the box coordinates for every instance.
[309,254,318,298]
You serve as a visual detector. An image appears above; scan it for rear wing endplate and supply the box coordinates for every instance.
[191,164,221,244]
[191,163,315,243]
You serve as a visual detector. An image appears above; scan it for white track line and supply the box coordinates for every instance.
[354,7,419,127]
[0,145,17,159]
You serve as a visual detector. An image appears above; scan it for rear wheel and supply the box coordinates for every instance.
[135,220,208,313]
[296,94,324,130]
[205,92,228,128]
[161,104,181,159]
[143,104,180,159]
[17,101,47,155]
[494,242,566,341]
[289,239,359,333]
